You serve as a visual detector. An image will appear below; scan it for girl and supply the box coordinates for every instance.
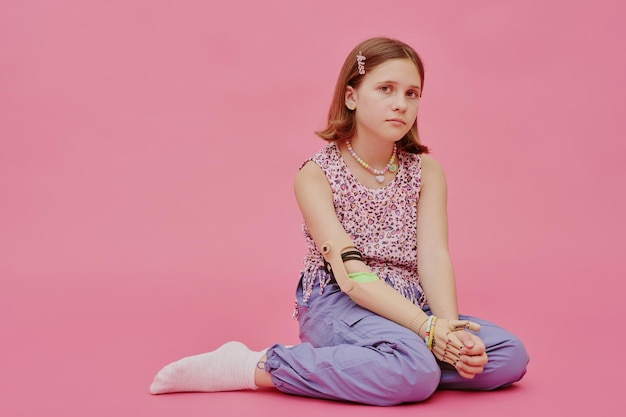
[149,37,529,406]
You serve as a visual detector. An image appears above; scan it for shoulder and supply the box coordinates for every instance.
[419,153,447,190]
[294,159,330,194]
[420,154,445,179]
[296,159,325,180]
[294,159,335,212]
[295,143,339,185]
[305,142,338,165]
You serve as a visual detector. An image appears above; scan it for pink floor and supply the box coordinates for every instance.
[2,260,618,416]
[1,1,624,416]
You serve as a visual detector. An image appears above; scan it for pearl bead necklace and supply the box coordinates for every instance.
[346,140,398,183]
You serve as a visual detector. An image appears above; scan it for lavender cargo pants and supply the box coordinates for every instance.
[263,278,529,406]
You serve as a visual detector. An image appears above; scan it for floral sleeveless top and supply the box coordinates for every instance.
[299,142,426,309]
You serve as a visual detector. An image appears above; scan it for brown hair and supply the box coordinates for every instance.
[315,37,429,154]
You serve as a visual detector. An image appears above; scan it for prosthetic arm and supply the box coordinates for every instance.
[321,232,479,365]
[321,232,430,335]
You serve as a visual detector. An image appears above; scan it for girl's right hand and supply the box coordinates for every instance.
[453,331,488,378]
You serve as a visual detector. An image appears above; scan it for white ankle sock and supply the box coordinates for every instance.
[149,341,266,394]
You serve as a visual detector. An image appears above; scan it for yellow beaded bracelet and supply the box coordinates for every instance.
[427,316,438,351]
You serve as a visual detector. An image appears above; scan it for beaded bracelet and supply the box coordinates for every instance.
[427,316,438,351]
[427,317,437,350]
[423,315,434,345]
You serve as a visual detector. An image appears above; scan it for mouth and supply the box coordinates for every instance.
[386,118,406,125]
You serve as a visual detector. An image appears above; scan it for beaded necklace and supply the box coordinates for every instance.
[345,140,398,183]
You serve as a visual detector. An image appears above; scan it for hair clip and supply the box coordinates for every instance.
[356,51,366,75]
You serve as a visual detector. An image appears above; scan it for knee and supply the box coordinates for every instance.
[504,336,530,385]
[483,334,529,390]
[370,341,441,406]
[398,357,441,404]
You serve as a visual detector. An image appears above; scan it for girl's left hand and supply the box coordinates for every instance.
[428,318,480,367]
[452,331,488,379]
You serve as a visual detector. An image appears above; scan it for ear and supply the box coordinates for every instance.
[344,86,357,107]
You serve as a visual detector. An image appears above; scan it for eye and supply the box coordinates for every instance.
[380,85,392,93]
[407,90,420,98]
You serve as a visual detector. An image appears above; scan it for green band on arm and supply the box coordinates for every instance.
[347,271,379,282]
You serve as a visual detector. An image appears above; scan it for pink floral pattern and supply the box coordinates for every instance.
[299,142,426,309]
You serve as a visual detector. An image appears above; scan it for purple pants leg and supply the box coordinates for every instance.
[263,280,528,406]
[438,314,529,390]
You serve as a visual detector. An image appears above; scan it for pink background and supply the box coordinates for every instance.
[1,1,624,415]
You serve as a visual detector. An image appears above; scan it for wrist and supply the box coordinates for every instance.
[410,314,430,339]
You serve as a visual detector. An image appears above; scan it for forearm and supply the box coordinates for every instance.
[344,274,430,337]
[419,255,460,320]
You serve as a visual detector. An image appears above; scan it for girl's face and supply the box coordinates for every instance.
[346,58,422,143]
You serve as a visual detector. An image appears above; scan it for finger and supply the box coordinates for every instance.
[450,321,471,332]
[459,352,488,367]
[456,352,487,375]
[443,356,458,367]
[454,365,477,379]
[449,320,480,332]
[433,333,462,358]
[460,335,486,356]
[432,344,461,363]
[466,321,481,332]
[454,331,475,349]
[433,339,466,365]
[431,339,460,359]
[437,350,459,367]
[445,332,464,350]
[445,341,462,358]
[456,359,485,376]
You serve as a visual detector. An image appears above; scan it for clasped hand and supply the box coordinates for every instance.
[430,318,488,379]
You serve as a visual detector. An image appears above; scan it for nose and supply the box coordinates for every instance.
[393,93,408,111]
